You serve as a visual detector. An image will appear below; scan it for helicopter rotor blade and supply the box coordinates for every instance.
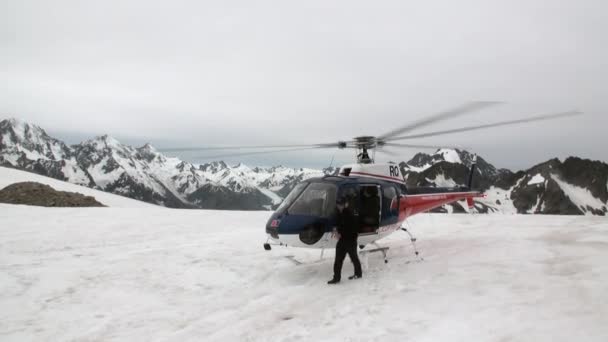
[190,144,359,160]
[192,147,324,160]
[382,142,470,150]
[374,148,401,157]
[377,101,503,141]
[386,110,582,141]
[159,141,352,153]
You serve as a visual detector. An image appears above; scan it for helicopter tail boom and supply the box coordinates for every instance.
[401,190,483,218]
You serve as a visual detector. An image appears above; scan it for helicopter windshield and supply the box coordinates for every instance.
[287,182,337,218]
[276,182,308,213]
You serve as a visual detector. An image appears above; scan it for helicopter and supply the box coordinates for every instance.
[262,154,481,256]
[161,102,581,261]
[261,102,580,257]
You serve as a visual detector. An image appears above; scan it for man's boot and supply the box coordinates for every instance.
[327,278,340,284]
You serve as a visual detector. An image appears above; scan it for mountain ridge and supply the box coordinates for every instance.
[0,118,327,210]
[1,118,606,215]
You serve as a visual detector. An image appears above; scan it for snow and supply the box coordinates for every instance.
[551,175,606,214]
[404,163,432,173]
[437,148,462,164]
[198,163,323,196]
[61,160,90,185]
[87,156,124,188]
[7,118,26,141]
[49,143,65,160]
[426,174,458,187]
[528,174,546,186]
[1,208,607,342]
[231,163,251,173]
[2,153,19,165]
[0,166,155,208]
[1,119,70,163]
[403,149,462,173]
[16,145,46,161]
[477,186,518,214]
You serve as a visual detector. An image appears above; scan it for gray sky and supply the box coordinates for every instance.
[1,0,606,169]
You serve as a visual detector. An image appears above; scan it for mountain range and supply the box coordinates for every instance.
[1,118,606,215]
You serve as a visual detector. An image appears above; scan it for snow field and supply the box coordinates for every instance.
[1,207,607,341]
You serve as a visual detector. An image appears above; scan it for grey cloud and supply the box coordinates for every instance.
[1,0,606,169]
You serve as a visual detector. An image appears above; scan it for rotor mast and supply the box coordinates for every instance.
[354,136,379,164]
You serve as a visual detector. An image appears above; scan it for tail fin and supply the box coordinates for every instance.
[466,197,474,209]
[467,154,477,189]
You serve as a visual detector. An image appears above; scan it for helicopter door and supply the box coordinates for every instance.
[338,185,360,217]
[381,185,399,223]
[359,185,381,235]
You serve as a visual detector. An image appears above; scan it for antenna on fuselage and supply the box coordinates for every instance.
[326,154,336,175]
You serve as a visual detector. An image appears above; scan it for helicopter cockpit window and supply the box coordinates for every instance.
[276,182,308,213]
[382,185,398,218]
[288,183,337,218]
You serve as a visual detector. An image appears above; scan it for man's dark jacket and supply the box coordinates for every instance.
[336,207,358,241]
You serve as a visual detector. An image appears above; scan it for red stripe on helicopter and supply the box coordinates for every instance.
[399,191,483,219]
[349,171,405,184]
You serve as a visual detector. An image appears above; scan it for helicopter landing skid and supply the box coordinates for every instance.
[359,227,424,268]
[359,243,390,264]
[282,252,327,266]
[283,255,304,265]
[263,238,286,251]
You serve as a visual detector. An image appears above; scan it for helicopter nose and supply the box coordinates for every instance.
[266,218,281,238]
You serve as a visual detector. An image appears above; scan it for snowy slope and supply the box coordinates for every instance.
[551,175,606,215]
[0,166,156,208]
[1,207,607,341]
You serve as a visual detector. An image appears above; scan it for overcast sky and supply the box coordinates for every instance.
[1,0,606,169]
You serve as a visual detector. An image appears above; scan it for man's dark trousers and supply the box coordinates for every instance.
[333,237,362,281]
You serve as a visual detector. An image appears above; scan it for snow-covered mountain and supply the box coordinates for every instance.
[1,118,606,214]
[0,118,327,209]
[399,149,608,215]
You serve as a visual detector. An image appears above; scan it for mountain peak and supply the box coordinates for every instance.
[136,143,161,162]
[1,117,19,126]
[435,148,463,164]
[232,163,252,172]
[99,134,120,144]
[138,143,158,153]
[0,117,48,141]
[402,148,499,177]
[199,160,229,172]
[1,117,25,127]
[0,118,70,162]
[84,134,123,149]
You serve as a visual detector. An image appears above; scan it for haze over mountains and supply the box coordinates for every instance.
[1,118,606,215]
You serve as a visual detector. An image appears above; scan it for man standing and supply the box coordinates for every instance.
[328,197,363,284]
